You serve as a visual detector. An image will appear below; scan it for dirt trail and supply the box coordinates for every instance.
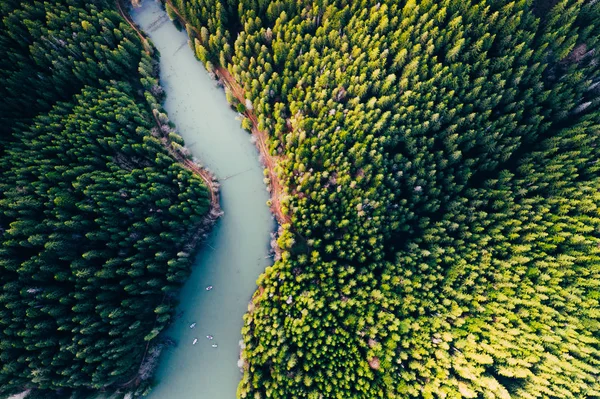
[150,112,221,209]
[116,0,146,44]
[216,67,290,225]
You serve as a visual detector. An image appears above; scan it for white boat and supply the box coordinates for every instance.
[192,338,198,345]
[206,335,213,340]
[190,323,196,328]
[205,285,213,291]
[211,344,218,348]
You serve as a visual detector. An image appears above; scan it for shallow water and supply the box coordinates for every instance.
[131,2,273,398]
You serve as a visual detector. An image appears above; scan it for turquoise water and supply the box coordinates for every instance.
[132,2,273,398]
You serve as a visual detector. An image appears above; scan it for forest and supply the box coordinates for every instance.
[0,0,213,397]
[164,0,600,397]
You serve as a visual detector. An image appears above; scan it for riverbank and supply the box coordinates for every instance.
[130,2,274,398]
[113,4,224,391]
[162,0,291,227]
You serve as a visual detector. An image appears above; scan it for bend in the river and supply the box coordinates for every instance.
[132,2,273,398]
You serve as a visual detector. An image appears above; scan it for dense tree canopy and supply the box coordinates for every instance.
[166,0,600,397]
[0,0,211,397]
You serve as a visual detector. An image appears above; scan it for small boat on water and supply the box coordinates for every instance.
[206,335,213,340]
[190,323,196,329]
[211,344,218,348]
[206,285,213,291]
[192,338,198,345]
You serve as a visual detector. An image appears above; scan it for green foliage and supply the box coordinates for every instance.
[241,117,253,131]
[167,0,237,61]
[0,0,141,140]
[170,0,600,397]
[0,0,211,396]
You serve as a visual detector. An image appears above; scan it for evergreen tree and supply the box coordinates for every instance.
[164,0,600,397]
[0,0,213,396]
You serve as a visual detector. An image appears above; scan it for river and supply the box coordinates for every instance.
[131,2,273,398]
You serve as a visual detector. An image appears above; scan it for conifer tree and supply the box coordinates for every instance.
[162,0,600,397]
